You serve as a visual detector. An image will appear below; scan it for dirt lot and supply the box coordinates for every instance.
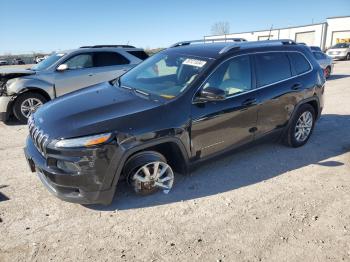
[0,61,350,262]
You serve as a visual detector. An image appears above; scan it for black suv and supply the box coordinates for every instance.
[24,39,325,205]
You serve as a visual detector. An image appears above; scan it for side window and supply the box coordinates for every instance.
[94,52,129,67]
[203,55,252,96]
[127,50,149,60]
[65,54,93,69]
[320,52,327,59]
[288,52,311,76]
[255,52,291,87]
[313,52,324,60]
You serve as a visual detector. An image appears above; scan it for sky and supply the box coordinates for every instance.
[1,0,349,54]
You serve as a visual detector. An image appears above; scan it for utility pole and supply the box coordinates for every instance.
[268,25,273,40]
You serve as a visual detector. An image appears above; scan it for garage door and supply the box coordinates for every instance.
[295,31,315,46]
[332,31,350,45]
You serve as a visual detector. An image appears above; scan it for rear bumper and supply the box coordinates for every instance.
[24,137,123,205]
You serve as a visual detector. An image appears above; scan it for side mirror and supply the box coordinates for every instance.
[196,87,226,102]
[57,64,68,71]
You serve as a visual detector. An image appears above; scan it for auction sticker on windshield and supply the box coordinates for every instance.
[183,58,207,68]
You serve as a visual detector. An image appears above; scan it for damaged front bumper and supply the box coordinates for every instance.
[0,96,12,121]
[24,136,125,205]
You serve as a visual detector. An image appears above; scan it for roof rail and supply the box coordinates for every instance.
[170,38,246,48]
[80,45,136,49]
[219,39,297,54]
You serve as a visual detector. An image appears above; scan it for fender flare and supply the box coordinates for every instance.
[7,78,55,99]
[15,87,52,100]
[282,96,320,139]
[111,137,190,188]
[291,96,320,121]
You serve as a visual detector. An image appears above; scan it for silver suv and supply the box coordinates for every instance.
[0,45,148,123]
[326,43,350,60]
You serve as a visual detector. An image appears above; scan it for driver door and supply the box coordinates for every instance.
[191,55,259,158]
[54,53,97,96]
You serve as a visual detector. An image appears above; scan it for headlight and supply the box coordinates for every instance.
[54,133,112,148]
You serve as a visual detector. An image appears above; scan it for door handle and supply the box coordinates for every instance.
[242,98,257,106]
[88,73,94,77]
[291,83,302,90]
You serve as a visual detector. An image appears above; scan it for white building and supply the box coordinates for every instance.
[204,16,350,50]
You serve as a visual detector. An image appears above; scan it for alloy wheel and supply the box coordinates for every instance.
[20,98,43,118]
[131,161,174,194]
[294,111,313,142]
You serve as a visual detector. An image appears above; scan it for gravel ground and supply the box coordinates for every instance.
[0,61,350,262]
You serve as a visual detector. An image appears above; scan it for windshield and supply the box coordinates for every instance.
[330,43,349,49]
[119,52,210,99]
[31,53,65,71]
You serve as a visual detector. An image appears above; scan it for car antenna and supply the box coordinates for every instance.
[268,25,273,40]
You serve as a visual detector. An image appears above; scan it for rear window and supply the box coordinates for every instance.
[312,52,327,60]
[288,52,311,75]
[255,52,292,87]
[127,50,149,60]
[94,52,129,67]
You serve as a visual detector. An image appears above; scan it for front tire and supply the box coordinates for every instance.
[284,104,315,147]
[124,151,175,195]
[346,53,350,61]
[13,92,47,124]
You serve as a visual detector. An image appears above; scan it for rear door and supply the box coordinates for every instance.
[92,51,134,82]
[254,51,312,137]
[126,50,149,61]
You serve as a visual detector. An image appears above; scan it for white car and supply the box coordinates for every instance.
[0,60,9,66]
[326,43,350,60]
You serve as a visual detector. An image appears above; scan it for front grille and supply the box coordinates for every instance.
[28,116,50,156]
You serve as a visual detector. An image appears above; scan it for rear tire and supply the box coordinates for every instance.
[284,104,315,147]
[124,151,175,195]
[13,92,47,124]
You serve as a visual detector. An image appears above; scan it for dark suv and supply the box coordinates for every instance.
[24,39,325,205]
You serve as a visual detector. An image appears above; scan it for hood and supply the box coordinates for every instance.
[33,82,162,139]
[0,68,36,78]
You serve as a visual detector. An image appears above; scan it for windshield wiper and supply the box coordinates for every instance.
[121,85,132,90]
[134,89,150,96]
[117,81,152,99]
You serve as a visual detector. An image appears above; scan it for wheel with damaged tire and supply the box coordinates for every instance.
[13,92,47,124]
[284,104,315,147]
[124,151,175,195]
